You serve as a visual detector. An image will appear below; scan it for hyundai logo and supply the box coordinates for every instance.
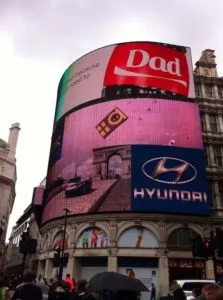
[142,157,197,184]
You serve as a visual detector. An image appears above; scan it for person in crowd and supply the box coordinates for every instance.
[0,276,9,300]
[48,280,75,300]
[116,290,138,300]
[187,288,202,300]
[72,278,76,293]
[36,274,44,284]
[196,284,220,300]
[149,283,156,300]
[49,278,54,286]
[74,279,88,300]
[64,274,75,291]
[43,277,48,285]
[170,281,186,300]
[11,271,42,300]
[216,286,223,300]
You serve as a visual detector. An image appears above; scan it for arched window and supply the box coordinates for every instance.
[167,228,197,251]
[108,154,123,179]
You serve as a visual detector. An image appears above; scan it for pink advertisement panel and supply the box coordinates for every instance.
[55,42,195,123]
[42,98,202,224]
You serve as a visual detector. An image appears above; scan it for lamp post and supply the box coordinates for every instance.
[58,208,70,280]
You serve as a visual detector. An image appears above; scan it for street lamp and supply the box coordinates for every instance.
[58,208,71,279]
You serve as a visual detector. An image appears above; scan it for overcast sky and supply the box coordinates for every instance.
[1,0,223,240]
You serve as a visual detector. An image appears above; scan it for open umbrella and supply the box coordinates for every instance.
[86,272,148,293]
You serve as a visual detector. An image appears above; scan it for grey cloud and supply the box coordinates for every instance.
[1,0,223,68]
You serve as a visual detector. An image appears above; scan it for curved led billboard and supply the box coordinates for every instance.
[38,41,210,225]
[41,97,209,224]
[54,42,195,123]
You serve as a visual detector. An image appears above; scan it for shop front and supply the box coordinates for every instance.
[118,257,158,300]
[79,257,108,281]
[168,258,206,283]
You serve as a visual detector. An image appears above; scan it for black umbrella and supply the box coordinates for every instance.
[86,272,148,293]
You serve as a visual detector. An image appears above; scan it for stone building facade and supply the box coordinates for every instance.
[0,123,20,271]
[6,205,40,275]
[36,49,223,296]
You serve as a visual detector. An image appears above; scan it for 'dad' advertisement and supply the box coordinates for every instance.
[54,41,195,123]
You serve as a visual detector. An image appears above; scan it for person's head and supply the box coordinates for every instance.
[54,281,67,293]
[23,271,36,283]
[66,274,70,278]
[202,284,220,300]
[170,281,181,292]
[192,288,202,298]
[216,286,223,300]
[151,283,155,287]
[76,279,88,294]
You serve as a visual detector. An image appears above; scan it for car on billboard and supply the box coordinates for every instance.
[54,41,195,123]
[65,176,92,197]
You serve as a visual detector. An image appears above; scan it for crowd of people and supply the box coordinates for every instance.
[0,271,222,300]
[164,280,223,300]
[0,271,90,300]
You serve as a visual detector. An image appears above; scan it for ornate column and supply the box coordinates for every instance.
[158,222,169,296]
[201,83,206,98]
[208,145,216,167]
[67,256,75,278]
[205,259,215,279]
[217,113,223,133]
[213,85,218,99]
[108,219,118,272]
[159,255,169,296]
[213,181,222,211]
[37,260,45,277]
[73,257,81,281]
[204,113,211,132]
[44,258,53,280]
[108,254,117,272]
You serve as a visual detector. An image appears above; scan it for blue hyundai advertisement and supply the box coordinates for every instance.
[131,145,210,215]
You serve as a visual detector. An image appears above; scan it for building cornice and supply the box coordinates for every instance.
[40,212,222,234]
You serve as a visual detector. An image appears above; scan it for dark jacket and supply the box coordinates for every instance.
[173,288,187,300]
[52,291,76,300]
[11,283,42,300]
[195,296,206,300]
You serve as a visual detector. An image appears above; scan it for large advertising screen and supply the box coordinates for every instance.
[41,97,206,224]
[131,145,210,215]
[54,42,195,123]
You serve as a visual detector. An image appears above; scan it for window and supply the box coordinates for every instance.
[209,114,218,133]
[219,182,223,206]
[213,145,223,166]
[218,86,223,99]
[204,145,209,166]
[167,228,197,251]
[207,180,214,206]
[205,84,213,98]
[108,154,123,179]
[195,84,201,97]
[200,113,206,132]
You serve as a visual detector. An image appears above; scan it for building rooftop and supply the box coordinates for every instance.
[0,138,8,149]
